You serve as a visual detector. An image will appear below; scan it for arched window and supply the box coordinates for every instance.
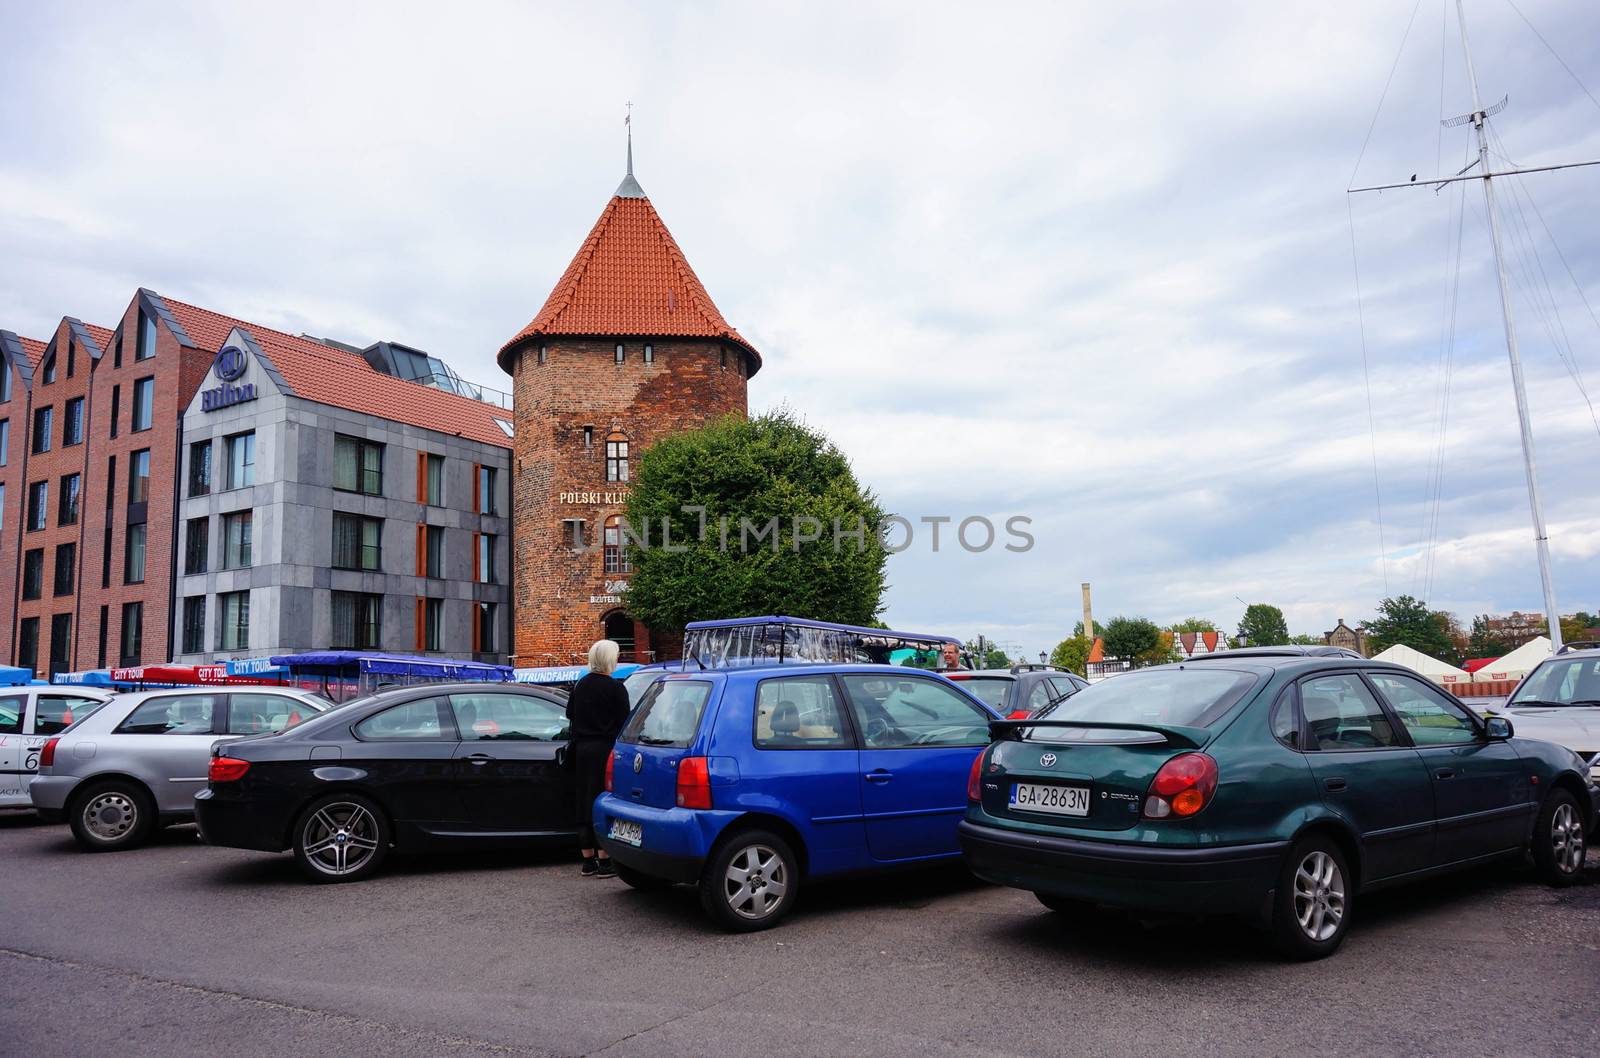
[603,515,632,575]
[605,431,629,483]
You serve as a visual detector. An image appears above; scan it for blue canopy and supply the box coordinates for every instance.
[0,665,35,687]
[270,651,513,681]
[226,656,290,678]
[513,663,641,685]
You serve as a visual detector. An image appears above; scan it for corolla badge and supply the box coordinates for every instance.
[632,752,643,774]
[1039,752,1057,768]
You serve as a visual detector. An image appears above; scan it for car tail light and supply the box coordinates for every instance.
[208,756,251,783]
[1144,752,1217,819]
[39,738,60,768]
[1006,709,1031,720]
[967,751,985,802]
[676,756,712,810]
[604,750,616,793]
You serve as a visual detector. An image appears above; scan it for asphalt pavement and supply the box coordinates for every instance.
[1,810,1596,1057]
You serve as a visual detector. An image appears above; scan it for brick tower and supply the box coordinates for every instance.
[498,154,760,665]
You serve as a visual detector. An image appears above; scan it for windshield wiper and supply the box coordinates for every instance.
[637,735,678,746]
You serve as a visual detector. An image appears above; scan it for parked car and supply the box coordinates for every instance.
[31,686,334,851]
[594,664,1001,932]
[1486,645,1600,778]
[0,687,115,808]
[946,665,1088,719]
[959,655,1598,959]
[195,683,576,882]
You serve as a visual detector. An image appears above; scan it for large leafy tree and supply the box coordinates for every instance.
[1467,614,1511,658]
[1365,595,1457,661]
[621,410,888,631]
[966,640,1012,669]
[1236,604,1289,647]
[1171,617,1218,633]
[1102,616,1173,667]
[1050,635,1094,676]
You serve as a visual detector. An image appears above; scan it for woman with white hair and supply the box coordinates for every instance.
[568,639,631,878]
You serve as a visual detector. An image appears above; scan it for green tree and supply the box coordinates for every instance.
[1236,604,1289,647]
[1287,633,1323,646]
[1072,620,1101,639]
[1102,616,1173,667]
[1365,595,1456,660]
[1171,617,1217,633]
[1467,614,1510,658]
[621,410,888,631]
[965,639,1012,669]
[1049,635,1094,676]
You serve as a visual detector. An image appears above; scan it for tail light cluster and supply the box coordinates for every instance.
[604,750,616,793]
[676,756,713,809]
[967,750,987,802]
[1143,752,1217,819]
[208,756,251,783]
[39,738,60,769]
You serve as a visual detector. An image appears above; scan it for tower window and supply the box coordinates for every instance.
[603,515,633,575]
[643,343,654,364]
[582,426,593,449]
[720,348,727,371]
[606,435,629,483]
[537,344,547,365]
[614,343,625,364]
[562,518,586,550]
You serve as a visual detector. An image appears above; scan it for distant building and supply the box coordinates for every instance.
[1323,618,1370,657]
[1484,611,1547,649]
[1172,630,1229,658]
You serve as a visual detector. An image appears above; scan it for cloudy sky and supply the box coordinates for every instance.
[4,1,1599,656]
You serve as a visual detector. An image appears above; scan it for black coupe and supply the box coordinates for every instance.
[195,683,577,882]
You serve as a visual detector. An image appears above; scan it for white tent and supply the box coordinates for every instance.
[1368,643,1471,687]
[1472,636,1552,683]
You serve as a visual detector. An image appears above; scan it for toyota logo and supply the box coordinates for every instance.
[1039,752,1057,768]
[213,344,249,382]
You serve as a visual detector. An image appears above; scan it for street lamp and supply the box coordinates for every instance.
[1039,651,1048,665]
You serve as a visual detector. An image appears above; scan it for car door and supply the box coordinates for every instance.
[1367,671,1532,863]
[839,673,992,862]
[748,674,863,866]
[447,691,573,834]
[347,696,466,836]
[0,693,27,807]
[111,693,227,813]
[1296,672,1436,881]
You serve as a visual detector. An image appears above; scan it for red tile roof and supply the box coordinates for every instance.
[83,324,115,352]
[17,337,46,368]
[498,192,760,374]
[158,295,513,449]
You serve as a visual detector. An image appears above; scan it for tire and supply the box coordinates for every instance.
[69,780,157,852]
[1035,891,1095,919]
[292,794,390,884]
[1270,835,1352,960]
[698,829,799,933]
[1532,789,1586,887]
[615,863,675,891]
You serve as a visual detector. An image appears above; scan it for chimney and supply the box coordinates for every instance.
[1081,583,1094,640]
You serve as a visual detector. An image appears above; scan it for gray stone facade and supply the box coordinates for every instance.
[173,327,513,665]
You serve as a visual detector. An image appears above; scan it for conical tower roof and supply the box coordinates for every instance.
[498,170,760,375]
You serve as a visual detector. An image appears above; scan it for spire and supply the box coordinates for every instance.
[616,101,646,198]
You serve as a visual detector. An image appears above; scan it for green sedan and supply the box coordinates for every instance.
[959,652,1598,959]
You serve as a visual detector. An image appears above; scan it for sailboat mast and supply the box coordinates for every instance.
[1453,0,1564,650]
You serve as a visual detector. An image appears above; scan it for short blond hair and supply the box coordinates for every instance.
[588,639,621,675]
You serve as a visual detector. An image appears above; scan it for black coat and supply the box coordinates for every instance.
[567,671,629,745]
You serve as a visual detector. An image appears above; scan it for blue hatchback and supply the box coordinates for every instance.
[594,663,1001,931]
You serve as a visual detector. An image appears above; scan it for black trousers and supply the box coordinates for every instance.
[573,739,613,848]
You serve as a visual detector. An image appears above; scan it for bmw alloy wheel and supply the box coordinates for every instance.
[1551,802,1585,875]
[1292,850,1346,942]
[723,843,788,921]
[83,791,138,843]
[301,802,380,877]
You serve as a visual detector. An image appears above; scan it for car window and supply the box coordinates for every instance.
[34,695,103,735]
[450,693,568,741]
[620,680,712,748]
[1047,676,1083,700]
[1510,657,1600,706]
[1368,673,1478,746]
[1269,684,1300,749]
[1036,668,1258,730]
[1026,680,1057,712]
[838,675,990,748]
[622,669,666,708]
[952,677,1010,712]
[0,694,23,734]
[116,694,221,735]
[754,676,850,749]
[1298,674,1398,750]
[226,693,315,735]
[354,697,452,740]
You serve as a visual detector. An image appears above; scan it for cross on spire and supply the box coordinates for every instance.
[615,101,646,198]
[625,101,633,176]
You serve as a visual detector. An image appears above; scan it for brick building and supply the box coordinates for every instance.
[498,159,760,665]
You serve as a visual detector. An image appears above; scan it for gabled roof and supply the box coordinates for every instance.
[154,294,513,449]
[16,336,45,367]
[498,178,760,375]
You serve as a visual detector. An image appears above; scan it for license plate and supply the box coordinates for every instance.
[1010,782,1091,817]
[608,819,643,847]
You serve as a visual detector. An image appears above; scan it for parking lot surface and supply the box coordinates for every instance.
[1,810,1596,1058]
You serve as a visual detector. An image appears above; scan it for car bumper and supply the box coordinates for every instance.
[959,819,1286,917]
[592,795,737,884]
[193,788,291,853]
[28,774,80,817]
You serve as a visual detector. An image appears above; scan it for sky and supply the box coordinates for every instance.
[3,0,1599,658]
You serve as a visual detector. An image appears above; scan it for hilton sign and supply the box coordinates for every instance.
[201,344,258,412]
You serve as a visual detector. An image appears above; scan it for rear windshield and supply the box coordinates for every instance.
[623,669,666,708]
[1034,668,1258,732]
[953,677,1010,711]
[620,680,713,748]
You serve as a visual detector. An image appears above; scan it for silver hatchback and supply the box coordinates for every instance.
[30,687,333,851]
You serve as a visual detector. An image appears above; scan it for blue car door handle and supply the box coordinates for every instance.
[864,770,894,784]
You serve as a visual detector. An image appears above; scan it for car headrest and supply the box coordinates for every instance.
[771,701,800,735]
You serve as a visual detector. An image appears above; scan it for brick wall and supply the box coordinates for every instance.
[508,337,749,664]
[0,337,34,667]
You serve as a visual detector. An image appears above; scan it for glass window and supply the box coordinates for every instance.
[477,465,498,515]
[129,449,150,504]
[423,597,443,651]
[424,525,444,578]
[620,680,713,749]
[48,614,72,675]
[189,440,212,496]
[614,342,625,364]
[334,435,383,495]
[1369,673,1479,746]
[21,549,43,600]
[31,406,51,453]
[131,377,154,432]
[227,693,314,735]
[354,697,450,741]
[181,596,206,654]
[1510,657,1600,707]
[606,437,629,482]
[225,432,255,489]
[35,695,101,735]
[537,344,547,365]
[1036,668,1259,731]
[582,425,593,449]
[1026,679,1059,713]
[1270,684,1300,749]
[26,481,47,531]
[41,353,55,385]
[450,692,567,741]
[839,674,992,748]
[136,309,157,360]
[66,338,75,378]
[754,675,850,749]
[1048,676,1085,700]
[63,397,84,446]
[331,592,382,649]
[116,694,220,735]
[222,511,252,568]
[475,602,496,653]
[643,343,654,364]
[184,517,209,575]
[0,417,8,465]
[954,677,1011,712]
[0,483,5,534]
[57,473,80,526]
[0,361,10,402]
[1298,674,1399,750]
[17,618,39,672]
[219,591,250,652]
[603,517,632,575]
[109,384,119,438]
[0,694,22,734]
[96,604,107,667]
[119,602,142,666]
[422,454,444,504]
[124,523,147,583]
[476,533,496,583]
[53,543,75,596]
[332,512,381,571]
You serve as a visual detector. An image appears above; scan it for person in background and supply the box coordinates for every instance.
[569,639,631,878]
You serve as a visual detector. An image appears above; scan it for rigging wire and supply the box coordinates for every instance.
[1419,179,1468,604]
[1349,0,1428,188]
[1347,196,1391,596]
[1503,0,1600,119]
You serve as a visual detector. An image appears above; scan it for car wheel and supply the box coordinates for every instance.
[1035,891,1095,919]
[698,829,798,933]
[1532,789,1586,887]
[292,794,390,884]
[69,780,157,852]
[1270,835,1352,960]
[615,863,674,891]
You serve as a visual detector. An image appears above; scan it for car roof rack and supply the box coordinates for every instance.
[1009,663,1060,674]
[1188,645,1366,661]
[1557,641,1600,654]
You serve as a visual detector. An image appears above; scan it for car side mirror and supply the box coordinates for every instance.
[1485,716,1513,741]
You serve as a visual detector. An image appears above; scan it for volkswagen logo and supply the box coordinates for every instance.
[213,344,249,382]
[1039,752,1057,768]
[632,752,643,774]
